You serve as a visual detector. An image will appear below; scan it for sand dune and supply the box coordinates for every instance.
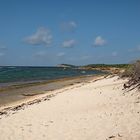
[0,76,140,140]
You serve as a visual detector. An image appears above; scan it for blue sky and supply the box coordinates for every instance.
[0,0,140,66]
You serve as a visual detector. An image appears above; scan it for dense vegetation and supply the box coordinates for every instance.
[58,64,129,69]
[121,60,140,89]
[84,64,129,68]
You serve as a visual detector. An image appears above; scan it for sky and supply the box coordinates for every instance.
[0,0,140,66]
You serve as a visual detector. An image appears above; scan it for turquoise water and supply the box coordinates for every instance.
[0,66,104,83]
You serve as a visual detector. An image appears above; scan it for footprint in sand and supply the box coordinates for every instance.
[26,124,32,126]
[49,120,54,123]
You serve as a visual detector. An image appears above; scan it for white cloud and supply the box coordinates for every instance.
[112,51,118,57]
[61,21,77,32]
[57,52,65,57]
[62,39,76,48]
[69,21,77,28]
[0,52,5,56]
[24,27,53,47]
[93,36,107,46]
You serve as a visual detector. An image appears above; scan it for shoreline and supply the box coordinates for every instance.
[0,74,106,91]
[0,74,106,111]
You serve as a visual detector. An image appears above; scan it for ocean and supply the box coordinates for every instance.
[0,66,104,83]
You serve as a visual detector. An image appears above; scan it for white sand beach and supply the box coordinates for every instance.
[0,76,140,140]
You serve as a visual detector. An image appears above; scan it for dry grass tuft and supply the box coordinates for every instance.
[122,60,140,89]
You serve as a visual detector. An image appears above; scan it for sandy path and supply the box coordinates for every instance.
[0,76,140,140]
